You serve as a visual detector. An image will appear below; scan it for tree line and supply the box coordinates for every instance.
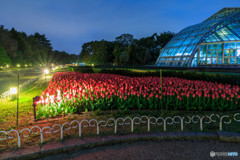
[0,25,175,68]
[79,32,174,66]
[0,25,78,68]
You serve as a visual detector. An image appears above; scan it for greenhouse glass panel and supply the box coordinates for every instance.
[237,43,240,48]
[207,58,211,64]
[218,43,223,49]
[230,49,236,56]
[230,57,235,64]
[199,50,204,57]
[218,50,223,57]
[224,57,229,64]
[199,58,206,65]
[212,50,217,57]
[213,44,218,49]
[237,49,240,56]
[224,50,229,56]
[230,42,236,49]
[237,57,240,64]
[224,43,230,49]
[218,58,223,64]
[207,51,212,57]
[207,44,212,50]
[212,58,217,64]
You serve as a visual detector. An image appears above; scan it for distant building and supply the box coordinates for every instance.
[156,8,240,67]
[115,34,133,45]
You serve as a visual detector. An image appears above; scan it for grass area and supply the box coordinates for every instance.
[53,67,68,72]
[0,76,50,130]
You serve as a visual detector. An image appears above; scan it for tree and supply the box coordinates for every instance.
[79,32,174,66]
[112,42,126,65]
[119,52,129,65]
[12,50,23,65]
[157,32,175,48]
[79,42,94,63]
[10,28,34,64]
[128,44,137,65]
[115,33,133,46]
[0,25,76,67]
[0,45,11,66]
[0,27,18,59]
[80,40,114,65]
[29,33,53,67]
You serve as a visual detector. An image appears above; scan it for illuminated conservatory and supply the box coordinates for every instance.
[156,8,240,67]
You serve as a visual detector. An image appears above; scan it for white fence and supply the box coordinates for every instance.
[0,74,43,100]
[0,113,239,147]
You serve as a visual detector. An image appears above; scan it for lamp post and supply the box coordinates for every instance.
[10,74,20,127]
[17,74,19,127]
[44,69,49,83]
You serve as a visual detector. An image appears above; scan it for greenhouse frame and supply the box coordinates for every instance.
[156,8,240,67]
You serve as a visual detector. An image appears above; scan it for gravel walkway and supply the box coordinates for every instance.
[38,140,240,160]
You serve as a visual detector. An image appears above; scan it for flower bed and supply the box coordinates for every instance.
[36,72,240,119]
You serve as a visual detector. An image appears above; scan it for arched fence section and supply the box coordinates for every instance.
[0,113,239,148]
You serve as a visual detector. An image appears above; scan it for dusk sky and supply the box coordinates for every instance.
[0,0,239,55]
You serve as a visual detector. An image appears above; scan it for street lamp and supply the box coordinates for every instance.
[10,87,17,94]
[44,69,49,83]
[10,87,17,100]
[44,69,49,74]
[10,74,20,127]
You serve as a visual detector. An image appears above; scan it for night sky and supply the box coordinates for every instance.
[0,0,239,55]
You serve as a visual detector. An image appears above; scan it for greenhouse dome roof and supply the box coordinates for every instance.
[156,8,240,67]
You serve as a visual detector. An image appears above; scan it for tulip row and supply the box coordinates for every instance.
[36,72,240,119]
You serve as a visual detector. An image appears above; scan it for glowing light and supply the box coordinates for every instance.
[44,69,49,74]
[25,64,28,67]
[10,87,17,94]
[17,64,20,67]
[6,64,9,68]
[236,49,240,57]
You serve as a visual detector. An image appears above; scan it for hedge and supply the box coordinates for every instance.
[68,66,240,85]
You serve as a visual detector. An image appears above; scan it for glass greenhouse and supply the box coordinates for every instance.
[156,8,240,67]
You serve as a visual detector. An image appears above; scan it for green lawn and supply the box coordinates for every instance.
[0,77,49,130]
